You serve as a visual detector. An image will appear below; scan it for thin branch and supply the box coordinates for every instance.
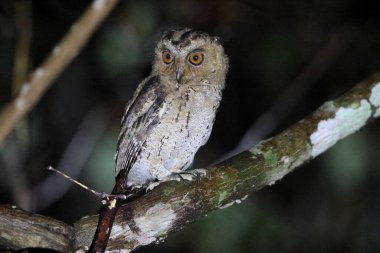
[0,0,119,145]
[46,166,126,201]
[5,0,34,211]
[1,70,379,252]
[12,0,32,95]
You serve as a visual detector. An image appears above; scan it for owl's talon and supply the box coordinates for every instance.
[145,169,208,192]
[146,181,161,191]
[192,168,208,176]
[173,168,208,181]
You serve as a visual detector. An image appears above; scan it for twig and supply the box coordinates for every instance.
[47,166,101,198]
[0,0,119,145]
[47,166,126,201]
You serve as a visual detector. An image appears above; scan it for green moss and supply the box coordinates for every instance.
[163,186,176,196]
[334,98,360,109]
[217,191,228,205]
[156,232,168,239]
[263,150,278,168]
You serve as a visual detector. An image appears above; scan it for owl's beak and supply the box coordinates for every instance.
[176,68,183,83]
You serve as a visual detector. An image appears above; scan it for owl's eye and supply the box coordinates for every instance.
[188,52,204,65]
[162,51,174,64]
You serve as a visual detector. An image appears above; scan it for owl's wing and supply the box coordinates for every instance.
[115,75,165,178]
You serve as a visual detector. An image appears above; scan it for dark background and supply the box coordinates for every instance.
[1,0,380,252]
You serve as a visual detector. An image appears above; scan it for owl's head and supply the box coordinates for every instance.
[152,28,229,88]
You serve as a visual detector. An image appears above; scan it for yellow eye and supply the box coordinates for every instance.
[162,51,174,64]
[188,52,204,65]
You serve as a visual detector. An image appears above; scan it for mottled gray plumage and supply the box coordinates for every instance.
[115,28,229,188]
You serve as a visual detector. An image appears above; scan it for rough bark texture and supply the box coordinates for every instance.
[0,205,73,252]
[1,71,379,252]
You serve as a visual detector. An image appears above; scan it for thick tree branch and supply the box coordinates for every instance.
[0,0,119,145]
[1,71,379,252]
[0,205,73,252]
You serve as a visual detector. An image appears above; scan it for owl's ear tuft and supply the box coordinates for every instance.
[210,36,222,46]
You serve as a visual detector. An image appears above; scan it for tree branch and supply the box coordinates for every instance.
[0,205,73,252]
[0,0,119,145]
[1,71,379,252]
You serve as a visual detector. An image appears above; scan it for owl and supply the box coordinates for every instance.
[115,28,229,188]
[89,28,229,253]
